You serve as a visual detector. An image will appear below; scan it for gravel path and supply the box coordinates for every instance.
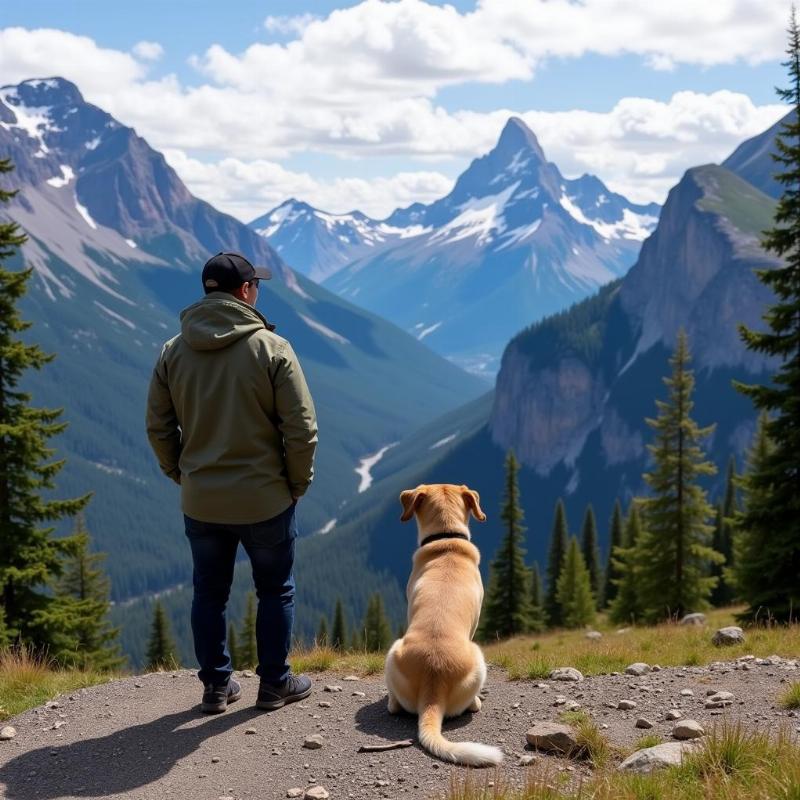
[0,657,798,800]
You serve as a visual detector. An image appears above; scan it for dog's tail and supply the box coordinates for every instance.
[417,683,503,767]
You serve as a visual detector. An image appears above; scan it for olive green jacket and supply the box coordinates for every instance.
[146,292,318,524]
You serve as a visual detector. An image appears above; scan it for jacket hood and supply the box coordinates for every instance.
[180,293,276,351]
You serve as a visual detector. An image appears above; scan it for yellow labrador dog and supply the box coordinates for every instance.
[384,483,502,767]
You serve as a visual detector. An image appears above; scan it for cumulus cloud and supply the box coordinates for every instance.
[132,40,164,61]
[263,14,319,36]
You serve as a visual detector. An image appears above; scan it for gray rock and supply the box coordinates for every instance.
[635,717,654,729]
[304,787,329,800]
[618,700,638,710]
[705,691,734,708]
[619,742,696,773]
[673,720,705,740]
[713,626,745,646]
[287,790,304,799]
[351,691,366,698]
[585,631,602,640]
[549,667,584,682]
[680,689,694,697]
[666,709,683,721]
[680,613,707,626]
[318,701,332,708]
[303,734,325,750]
[625,662,651,676]
[0,726,16,741]
[324,685,342,693]
[245,728,257,735]
[342,675,359,681]
[525,722,579,754]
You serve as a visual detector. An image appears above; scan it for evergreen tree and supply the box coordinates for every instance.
[0,157,91,646]
[710,456,738,606]
[479,451,534,640]
[145,601,177,671]
[731,414,787,620]
[53,515,123,670]
[636,331,722,621]
[603,500,624,608]
[361,593,391,652]
[544,499,569,627]
[733,11,800,622]
[528,561,546,632]
[227,623,240,670]
[609,504,645,625]
[316,616,329,647]
[556,537,596,628]
[238,592,258,669]
[331,598,347,650]
[580,505,603,608]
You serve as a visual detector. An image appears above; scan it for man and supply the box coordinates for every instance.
[146,251,318,714]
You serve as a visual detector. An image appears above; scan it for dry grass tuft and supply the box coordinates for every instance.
[779,681,800,710]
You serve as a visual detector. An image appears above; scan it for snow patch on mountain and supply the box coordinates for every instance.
[429,182,519,247]
[94,301,136,330]
[0,87,53,156]
[316,518,337,535]
[496,218,542,250]
[75,198,98,230]
[46,165,74,188]
[430,432,459,449]
[284,268,312,300]
[418,321,442,340]
[356,443,398,493]
[299,313,349,344]
[559,193,657,241]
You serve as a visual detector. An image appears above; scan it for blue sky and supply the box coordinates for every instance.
[0,0,789,219]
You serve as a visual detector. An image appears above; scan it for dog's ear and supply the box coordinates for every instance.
[462,486,486,522]
[399,488,426,522]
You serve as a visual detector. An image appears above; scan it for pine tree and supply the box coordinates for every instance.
[227,623,240,670]
[145,601,178,671]
[0,157,91,646]
[732,11,800,622]
[361,593,391,652]
[580,505,603,608]
[479,451,533,640]
[710,457,738,606]
[317,616,329,647]
[238,592,258,669]
[52,515,123,670]
[636,331,722,621]
[544,499,569,626]
[529,561,546,632]
[731,414,787,620]
[556,537,596,628]
[609,504,645,625]
[603,500,624,608]
[331,598,347,650]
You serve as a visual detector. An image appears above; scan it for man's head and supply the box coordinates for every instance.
[201,252,272,307]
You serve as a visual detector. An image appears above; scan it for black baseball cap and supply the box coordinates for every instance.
[202,252,272,292]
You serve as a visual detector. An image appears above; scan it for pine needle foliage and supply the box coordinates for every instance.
[0,157,91,647]
[360,593,392,652]
[544,499,569,627]
[480,451,534,640]
[529,561,546,632]
[609,504,645,625]
[331,598,347,650]
[580,505,603,607]
[733,9,800,622]
[238,592,258,669]
[145,601,178,671]
[636,331,721,621]
[227,623,240,670]
[603,500,624,608]
[556,536,596,629]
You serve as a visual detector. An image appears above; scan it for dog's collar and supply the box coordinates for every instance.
[419,532,470,548]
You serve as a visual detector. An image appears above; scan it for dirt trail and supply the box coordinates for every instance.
[0,658,797,800]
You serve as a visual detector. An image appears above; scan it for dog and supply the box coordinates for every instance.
[384,483,503,767]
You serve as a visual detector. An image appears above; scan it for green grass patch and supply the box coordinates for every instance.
[779,681,800,710]
[0,647,113,721]
[633,733,663,750]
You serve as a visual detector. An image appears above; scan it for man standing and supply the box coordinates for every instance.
[146,252,318,714]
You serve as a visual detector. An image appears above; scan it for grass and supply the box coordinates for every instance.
[289,645,386,676]
[0,647,113,721]
[442,723,800,800]
[632,733,662,750]
[557,710,615,767]
[779,681,800,710]
[483,606,800,679]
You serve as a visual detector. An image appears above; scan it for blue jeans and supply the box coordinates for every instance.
[183,502,297,687]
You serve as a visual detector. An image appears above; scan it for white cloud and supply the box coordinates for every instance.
[132,40,164,61]
[263,14,318,36]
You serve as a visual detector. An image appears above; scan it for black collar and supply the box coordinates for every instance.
[419,532,470,548]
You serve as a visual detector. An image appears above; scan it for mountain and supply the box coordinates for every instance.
[259,119,783,648]
[250,199,425,283]
[0,77,486,603]
[320,117,660,376]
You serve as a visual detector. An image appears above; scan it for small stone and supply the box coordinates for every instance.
[50,721,65,730]
[553,696,567,706]
[245,728,257,735]
[351,691,366,698]
[616,627,631,634]
[342,676,359,681]
[680,613,707,626]
[303,734,325,750]
[318,701,332,708]
[549,667,584,682]
[134,682,144,688]
[585,631,602,640]
[287,790,303,799]
[712,626,745,646]
[665,709,683,721]
[324,685,342,693]
[304,786,329,800]
[241,670,256,678]
[566,701,581,712]
[517,754,537,766]
[635,717,654,729]
[525,722,579,754]
[673,720,705,740]
[617,700,638,710]
[680,689,694,697]
[0,726,16,741]
[705,691,735,708]
[625,663,651,676]
[211,757,221,763]
[45,701,61,709]
[619,742,696,773]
